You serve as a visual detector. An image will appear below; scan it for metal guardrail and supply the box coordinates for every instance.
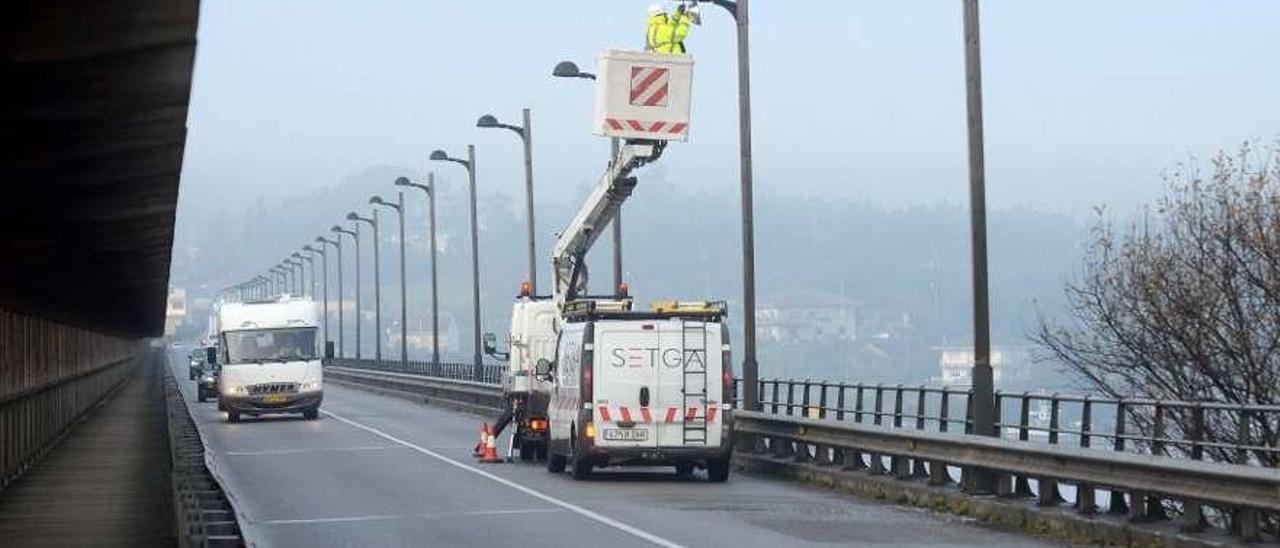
[323,365,504,415]
[743,379,1280,469]
[735,410,1280,542]
[329,358,504,385]
[164,356,243,547]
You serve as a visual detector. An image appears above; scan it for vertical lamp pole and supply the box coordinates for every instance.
[348,211,382,365]
[293,251,313,298]
[396,174,440,373]
[707,0,759,410]
[430,146,483,378]
[305,244,328,353]
[371,192,408,368]
[331,226,358,359]
[317,236,343,358]
[551,61,624,292]
[962,0,996,494]
[477,110,537,293]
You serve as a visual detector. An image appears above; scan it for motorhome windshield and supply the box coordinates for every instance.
[223,328,317,364]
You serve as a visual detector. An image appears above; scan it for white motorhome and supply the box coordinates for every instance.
[216,296,323,422]
[543,301,733,481]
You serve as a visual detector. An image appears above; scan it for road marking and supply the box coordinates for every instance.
[260,508,561,525]
[225,445,403,456]
[323,410,689,548]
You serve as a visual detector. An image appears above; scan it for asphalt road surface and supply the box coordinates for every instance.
[170,354,1053,548]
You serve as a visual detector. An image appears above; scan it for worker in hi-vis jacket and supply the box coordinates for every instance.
[646,2,699,54]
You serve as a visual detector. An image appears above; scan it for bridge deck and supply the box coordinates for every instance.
[171,352,1051,548]
[0,359,174,546]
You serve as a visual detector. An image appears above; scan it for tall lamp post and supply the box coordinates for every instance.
[477,110,538,293]
[396,174,440,374]
[371,193,408,368]
[961,0,996,494]
[293,251,314,298]
[430,146,483,378]
[348,211,382,365]
[317,236,343,358]
[703,0,759,411]
[332,225,359,359]
[552,61,624,293]
[304,244,328,354]
[289,258,305,296]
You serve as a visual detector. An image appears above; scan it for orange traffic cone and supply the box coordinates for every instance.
[473,423,488,457]
[477,423,503,464]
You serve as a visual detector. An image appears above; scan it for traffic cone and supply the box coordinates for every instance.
[478,423,503,463]
[473,423,488,457]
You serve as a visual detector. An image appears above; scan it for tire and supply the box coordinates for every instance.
[227,411,241,423]
[217,400,226,412]
[519,441,535,462]
[675,463,694,477]
[197,391,207,403]
[547,451,567,474]
[570,438,592,480]
[706,456,730,483]
[303,407,319,421]
[535,444,548,462]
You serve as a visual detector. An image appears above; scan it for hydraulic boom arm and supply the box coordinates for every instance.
[552,140,665,305]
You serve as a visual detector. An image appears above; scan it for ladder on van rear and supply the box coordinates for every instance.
[681,321,708,444]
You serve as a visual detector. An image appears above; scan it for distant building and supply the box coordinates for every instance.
[164,286,187,336]
[934,346,1032,388]
[756,289,857,344]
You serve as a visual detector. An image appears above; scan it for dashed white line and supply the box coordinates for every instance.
[322,409,689,548]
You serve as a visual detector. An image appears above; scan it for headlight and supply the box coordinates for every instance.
[201,375,215,382]
[300,381,320,391]
[224,384,247,395]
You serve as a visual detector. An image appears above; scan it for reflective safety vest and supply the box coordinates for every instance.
[645,12,692,54]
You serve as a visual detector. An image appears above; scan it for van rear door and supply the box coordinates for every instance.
[593,321,659,449]
[654,319,723,448]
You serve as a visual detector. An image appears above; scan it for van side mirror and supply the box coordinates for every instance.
[324,341,335,360]
[205,347,218,365]
[483,332,497,356]
[535,358,553,379]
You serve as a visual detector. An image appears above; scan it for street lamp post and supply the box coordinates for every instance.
[331,226,359,359]
[294,251,314,298]
[477,110,538,294]
[430,146,483,378]
[396,174,440,374]
[705,0,759,411]
[317,236,343,358]
[961,0,997,494]
[304,244,328,354]
[552,61,624,293]
[348,211,382,365]
[371,192,408,369]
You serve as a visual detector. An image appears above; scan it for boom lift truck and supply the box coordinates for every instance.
[489,49,733,480]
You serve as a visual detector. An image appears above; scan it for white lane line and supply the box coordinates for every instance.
[225,445,403,456]
[260,508,562,526]
[322,410,688,548]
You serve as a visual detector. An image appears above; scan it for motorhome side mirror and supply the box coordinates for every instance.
[205,347,218,365]
[535,359,553,379]
[482,332,497,356]
[324,341,335,360]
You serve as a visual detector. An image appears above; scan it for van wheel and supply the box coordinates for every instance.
[535,444,548,461]
[303,407,319,420]
[706,456,730,483]
[227,411,241,423]
[547,452,567,473]
[519,441,536,462]
[197,392,207,403]
[217,400,226,412]
[570,439,592,480]
[675,463,694,477]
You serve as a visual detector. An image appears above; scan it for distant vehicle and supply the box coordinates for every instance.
[484,292,558,461]
[216,296,323,422]
[196,346,221,403]
[543,301,733,481]
[187,348,208,380]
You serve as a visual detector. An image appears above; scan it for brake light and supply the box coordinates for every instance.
[723,346,735,407]
[529,418,547,431]
[584,422,596,439]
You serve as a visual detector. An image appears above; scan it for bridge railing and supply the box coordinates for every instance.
[327,358,505,385]
[737,378,1280,469]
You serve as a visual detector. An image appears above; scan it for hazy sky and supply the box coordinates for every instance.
[179,1,1280,216]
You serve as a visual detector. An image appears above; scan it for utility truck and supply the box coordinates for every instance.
[493,48,732,479]
[216,296,323,422]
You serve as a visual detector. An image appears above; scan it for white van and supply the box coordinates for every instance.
[543,303,733,481]
[216,296,323,422]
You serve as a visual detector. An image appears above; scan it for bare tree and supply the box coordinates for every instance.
[1035,142,1279,467]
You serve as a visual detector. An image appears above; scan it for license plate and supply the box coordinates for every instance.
[602,428,648,441]
[262,394,288,404]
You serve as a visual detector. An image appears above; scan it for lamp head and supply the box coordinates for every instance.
[476,114,500,128]
[429,150,449,161]
[394,176,411,187]
[369,195,385,206]
[553,61,581,78]
[345,212,360,221]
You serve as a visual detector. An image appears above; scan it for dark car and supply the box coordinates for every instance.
[197,361,221,402]
[187,348,207,380]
